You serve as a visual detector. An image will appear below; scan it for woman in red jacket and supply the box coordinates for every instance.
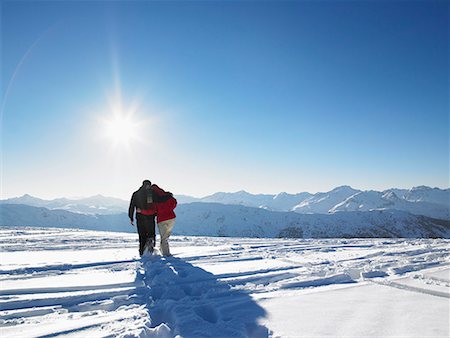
[152,184,177,256]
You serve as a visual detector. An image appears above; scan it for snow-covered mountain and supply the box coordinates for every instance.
[174,194,201,204]
[260,192,313,211]
[191,191,313,212]
[0,204,130,232]
[0,194,128,215]
[403,185,450,205]
[200,190,274,208]
[1,185,448,219]
[330,190,450,220]
[292,186,360,214]
[330,190,402,212]
[175,203,449,238]
[386,188,409,199]
[0,194,46,206]
[202,186,450,217]
[1,203,449,238]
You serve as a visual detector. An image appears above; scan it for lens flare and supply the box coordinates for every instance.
[102,113,139,147]
[98,95,146,150]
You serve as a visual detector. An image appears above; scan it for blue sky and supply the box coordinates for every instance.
[1,0,448,199]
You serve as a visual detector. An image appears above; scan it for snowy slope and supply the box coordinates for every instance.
[260,192,313,211]
[175,203,450,238]
[197,186,450,213]
[200,191,274,208]
[330,190,400,211]
[1,227,449,337]
[330,190,450,219]
[0,204,131,233]
[174,195,201,204]
[292,186,360,214]
[404,186,450,206]
[2,185,449,220]
[2,203,449,238]
[385,188,409,199]
[0,194,128,215]
[199,191,313,212]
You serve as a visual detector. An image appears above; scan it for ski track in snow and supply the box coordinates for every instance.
[0,227,449,337]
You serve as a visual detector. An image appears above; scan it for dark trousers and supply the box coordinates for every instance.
[136,213,156,255]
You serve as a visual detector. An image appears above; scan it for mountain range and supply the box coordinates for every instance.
[0,185,449,238]
[0,194,128,215]
[1,203,449,238]
[1,185,448,219]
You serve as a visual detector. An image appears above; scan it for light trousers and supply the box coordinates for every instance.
[157,218,175,256]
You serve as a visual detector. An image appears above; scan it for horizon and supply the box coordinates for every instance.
[2,183,449,202]
[1,1,448,200]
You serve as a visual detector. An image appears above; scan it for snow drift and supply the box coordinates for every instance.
[1,227,449,337]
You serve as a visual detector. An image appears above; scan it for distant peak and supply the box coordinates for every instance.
[382,191,399,200]
[331,185,355,192]
[20,194,40,200]
[274,192,288,197]
[410,185,431,191]
[228,190,252,196]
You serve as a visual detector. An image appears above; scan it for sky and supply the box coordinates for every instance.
[1,0,448,200]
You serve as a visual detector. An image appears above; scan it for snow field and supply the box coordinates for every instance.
[0,227,449,337]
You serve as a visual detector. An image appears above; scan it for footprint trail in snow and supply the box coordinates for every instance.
[1,227,449,337]
[136,254,268,337]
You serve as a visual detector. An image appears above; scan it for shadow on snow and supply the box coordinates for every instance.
[136,255,268,338]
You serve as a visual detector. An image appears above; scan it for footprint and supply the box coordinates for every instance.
[177,269,188,278]
[164,286,186,301]
[194,305,218,323]
[150,286,166,300]
[181,284,192,296]
[361,270,388,279]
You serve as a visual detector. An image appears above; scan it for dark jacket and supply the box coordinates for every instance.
[129,186,170,220]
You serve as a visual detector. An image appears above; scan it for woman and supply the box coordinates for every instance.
[152,184,177,256]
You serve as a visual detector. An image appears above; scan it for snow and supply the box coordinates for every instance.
[331,190,450,220]
[1,227,449,337]
[3,203,449,238]
[405,186,450,205]
[260,282,449,337]
[0,195,127,215]
[2,185,448,219]
[292,186,360,214]
[200,191,275,209]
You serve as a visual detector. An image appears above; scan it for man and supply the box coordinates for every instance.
[152,184,177,256]
[129,180,160,256]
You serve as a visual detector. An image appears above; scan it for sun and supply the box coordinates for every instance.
[105,114,136,144]
[100,112,140,148]
[97,91,153,150]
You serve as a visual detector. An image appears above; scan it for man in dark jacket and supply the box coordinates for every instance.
[129,179,162,256]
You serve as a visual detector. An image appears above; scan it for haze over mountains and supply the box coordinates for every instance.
[2,185,448,218]
[0,194,128,215]
[1,186,448,238]
[1,203,449,239]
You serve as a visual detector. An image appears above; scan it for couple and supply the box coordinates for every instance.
[128,180,177,256]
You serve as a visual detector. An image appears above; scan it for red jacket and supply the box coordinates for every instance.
[152,185,177,222]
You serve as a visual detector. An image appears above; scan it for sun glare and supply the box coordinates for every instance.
[106,115,134,144]
[101,111,140,148]
[98,89,153,151]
